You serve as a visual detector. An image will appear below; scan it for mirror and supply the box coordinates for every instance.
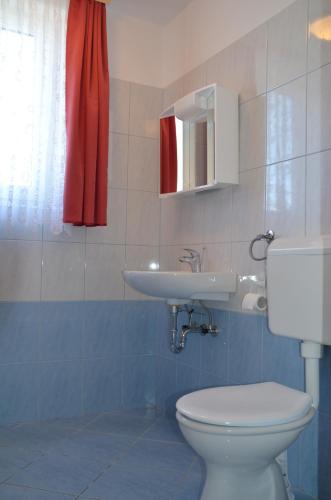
[160,86,215,195]
[159,84,239,197]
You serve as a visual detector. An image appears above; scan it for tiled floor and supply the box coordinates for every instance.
[0,409,315,500]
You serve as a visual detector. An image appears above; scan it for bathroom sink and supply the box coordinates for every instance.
[122,270,236,303]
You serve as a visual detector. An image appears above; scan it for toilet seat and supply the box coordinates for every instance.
[176,382,312,427]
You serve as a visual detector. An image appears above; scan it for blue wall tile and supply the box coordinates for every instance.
[122,354,155,408]
[122,302,157,355]
[228,312,263,384]
[200,310,228,382]
[39,302,83,361]
[288,436,301,491]
[83,357,122,414]
[262,318,304,391]
[318,412,331,500]
[0,303,40,363]
[0,363,38,423]
[0,300,326,499]
[198,371,225,389]
[176,363,200,399]
[155,356,177,416]
[38,361,81,419]
[300,413,318,498]
[83,301,123,358]
[320,346,331,416]
[156,303,173,359]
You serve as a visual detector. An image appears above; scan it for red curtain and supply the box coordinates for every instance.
[160,117,177,194]
[64,0,109,226]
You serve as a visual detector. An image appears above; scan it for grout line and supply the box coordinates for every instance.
[304,0,309,239]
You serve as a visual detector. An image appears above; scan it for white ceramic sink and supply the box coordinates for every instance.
[123,270,236,302]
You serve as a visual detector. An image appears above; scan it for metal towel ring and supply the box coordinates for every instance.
[249,230,275,261]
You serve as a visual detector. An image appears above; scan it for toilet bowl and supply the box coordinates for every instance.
[176,382,314,500]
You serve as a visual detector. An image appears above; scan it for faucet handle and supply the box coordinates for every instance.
[183,248,200,258]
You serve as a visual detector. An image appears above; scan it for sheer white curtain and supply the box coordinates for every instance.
[0,0,69,233]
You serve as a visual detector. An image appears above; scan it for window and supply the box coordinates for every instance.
[0,0,68,231]
[0,29,35,187]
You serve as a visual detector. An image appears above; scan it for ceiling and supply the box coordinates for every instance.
[109,0,194,25]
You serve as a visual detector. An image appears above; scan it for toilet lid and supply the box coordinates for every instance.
[176,382,312,427]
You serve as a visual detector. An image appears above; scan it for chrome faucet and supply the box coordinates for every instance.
[178,248,202,273]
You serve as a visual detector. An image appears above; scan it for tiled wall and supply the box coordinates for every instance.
[160,0,331,311]
[0,78,162,302]
[159,1,331,499]
[0,78,163,428]
[0,77,164,426]
[0,300,158,424]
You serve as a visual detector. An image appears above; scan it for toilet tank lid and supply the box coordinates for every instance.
[268,236,331,256]
[176,382,312,427]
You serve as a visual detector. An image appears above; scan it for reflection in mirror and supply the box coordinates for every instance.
[160,86,215,195]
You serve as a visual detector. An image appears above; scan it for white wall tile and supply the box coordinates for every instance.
[232,167,265,243]
[267,76,307,164]
[202,187,233,244]
[163,78,184,109]
[110,79,130,134]
[129,83,163,139]
[206,25,267,103]
[160,197,181,246]
[86,189,127,245]
[0,241,42,301]
[308,0,331,71]
[128,136,159,192]
[126,190,160,246]
[229,241,266,311]
[160,245,182,271]
[85,244,125,300]
[202,243,232,272]
[266,157,306,237]
[306,149,331,236]
[161,194,205,246]
[240,95,266,171]
[182,64,207,95]
[41,242,85,301]
[42,224,86,244]
[307,63,331,154]
[125,245,159,271]
[267,0,308,90]
[109,132,128,189]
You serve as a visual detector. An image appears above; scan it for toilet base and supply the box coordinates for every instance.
[201,460,288,500]
[176,408,315,500]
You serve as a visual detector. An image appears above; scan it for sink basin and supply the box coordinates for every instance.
[123,270,236,302]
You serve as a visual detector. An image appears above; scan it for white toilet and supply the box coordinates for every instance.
[176,382,314,500]
[176,237,331,500]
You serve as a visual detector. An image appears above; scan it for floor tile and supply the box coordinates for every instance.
[142,417,185,443]
[80,464,182,500]
[175,472,204,500]
[0,446,43,482]
[7,451,103,496]
[0,484,73,499]
[53,430,134,465]
[7,422,73,452]
[44,414,100,430]
[116,438,196,473]
[85,411,155,438]
[0,410,318,500]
